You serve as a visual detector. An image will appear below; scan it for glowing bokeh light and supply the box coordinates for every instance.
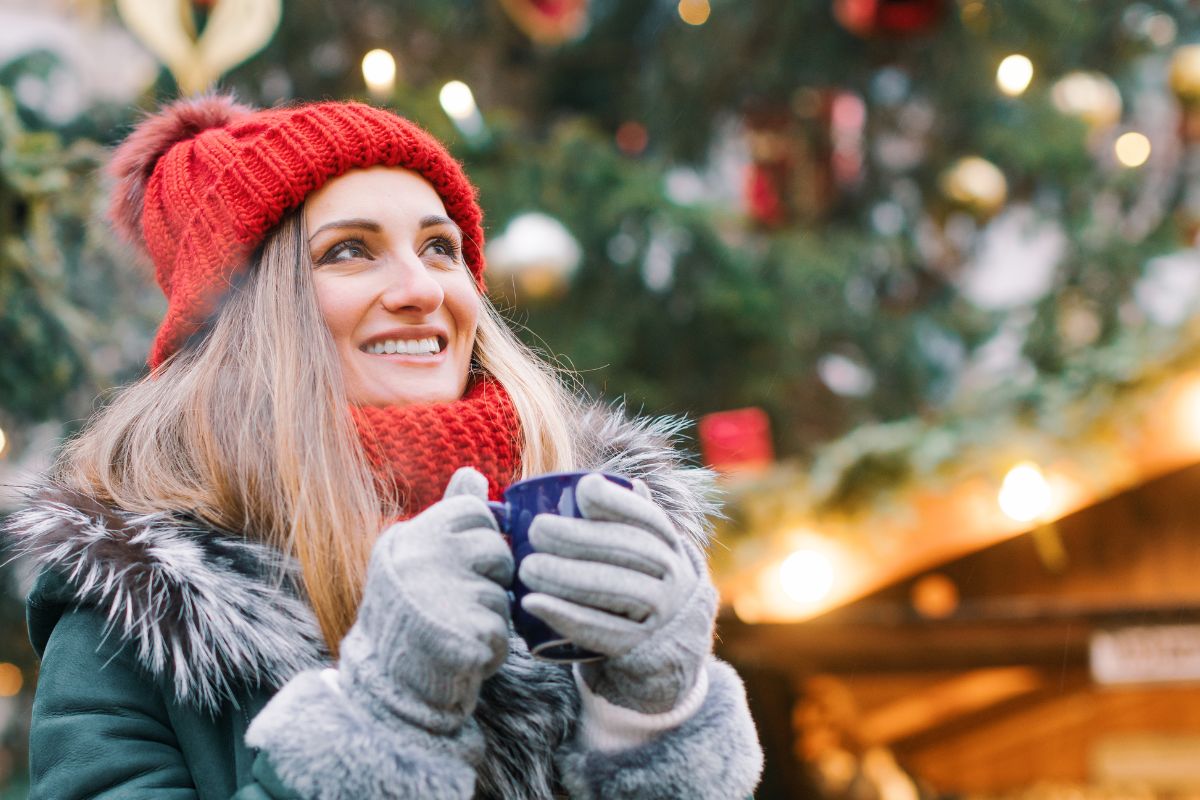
[1051,71,1122,128]
[996,54,1034,96]
[439,81,478,121]
[778,548,835,606]
[678,0,711,25]
[0,663,21,697]
[360,49,396,97]
[998,461,1052,523]
[1114,131,1151,167]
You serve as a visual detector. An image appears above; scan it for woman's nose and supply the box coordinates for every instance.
[378,254,444,314]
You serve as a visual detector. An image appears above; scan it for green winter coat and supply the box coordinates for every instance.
[12,409,765,799]
[27,568,307,799]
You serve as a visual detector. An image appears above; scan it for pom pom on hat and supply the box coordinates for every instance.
[107,93,254,259]
[105,93,487,368]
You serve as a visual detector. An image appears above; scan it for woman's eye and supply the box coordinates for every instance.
[426,236,462,260]
[318,240,369,264]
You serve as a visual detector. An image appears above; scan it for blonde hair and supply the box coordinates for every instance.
[54,211,582,652]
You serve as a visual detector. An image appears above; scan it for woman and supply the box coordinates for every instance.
[5,95,763,799]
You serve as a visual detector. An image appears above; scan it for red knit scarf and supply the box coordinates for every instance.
[351,378,522,518]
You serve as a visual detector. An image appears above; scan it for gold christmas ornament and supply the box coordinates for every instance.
[485,212,582,301]
[1169,44,1200,107]
[1051,71,1123,129]
[939,156,1008,220]
[116,0,282,95]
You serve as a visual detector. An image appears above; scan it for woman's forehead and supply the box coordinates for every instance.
[305,167,447,225]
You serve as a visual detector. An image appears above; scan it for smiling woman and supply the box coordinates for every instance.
[306,168,480,408]
[2,94,763,799]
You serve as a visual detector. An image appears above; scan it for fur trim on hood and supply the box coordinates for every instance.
[8,491,325,712]
[4,404,718,714]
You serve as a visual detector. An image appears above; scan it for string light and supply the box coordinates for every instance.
[677,0,710,25]
[998,461,1052,523]
[0,663,21,697]
[996,54,1034,97]
[439,80,476,121]
[1168,373,1200,451]
[360,49,396,99]
[439,80,485,139]
[778,547,836,606]
[1114,131,1151,167]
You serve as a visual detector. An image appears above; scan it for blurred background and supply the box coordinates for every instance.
[4,0,1200,797]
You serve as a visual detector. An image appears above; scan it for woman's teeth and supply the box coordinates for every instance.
[366,337,441,355]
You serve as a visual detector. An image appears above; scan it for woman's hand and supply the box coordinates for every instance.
[338,467,514,735]
[519,473,717,714]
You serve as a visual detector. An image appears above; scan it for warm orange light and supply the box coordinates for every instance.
[911,573,959,619]
[779,548,836,605]
[1169,374,1200,451]
[0,663,22,697]
[678,0,710,25]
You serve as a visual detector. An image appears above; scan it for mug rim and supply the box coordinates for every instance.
[504,470,632,490]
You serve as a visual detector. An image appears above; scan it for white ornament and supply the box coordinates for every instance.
[1136,250,1200,327]
[957,205,1066,311]
[486,212,582,299]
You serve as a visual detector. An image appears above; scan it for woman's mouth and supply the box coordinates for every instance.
[361,336,444,356]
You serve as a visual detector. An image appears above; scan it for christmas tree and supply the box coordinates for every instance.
[7,1,1200,453]
[5,0,1200,794]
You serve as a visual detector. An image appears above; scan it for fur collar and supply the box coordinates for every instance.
[4,403,717,716]
[9,492,326,712]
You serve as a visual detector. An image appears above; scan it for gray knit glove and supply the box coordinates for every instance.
[519,473,717,714]
[338,467,514,736]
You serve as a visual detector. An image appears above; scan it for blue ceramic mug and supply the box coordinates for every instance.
[488,470,632,663]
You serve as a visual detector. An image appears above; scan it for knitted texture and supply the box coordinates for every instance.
[353,379,521,517]
[107,94,486,368]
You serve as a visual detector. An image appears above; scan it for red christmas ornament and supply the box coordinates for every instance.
[745,164,787,227]
[741,90,857,227]
[698,408,775,473]
[615,121,649,156]
[498,0,590,44]
[834,0,944,38]
[742,108,795,227]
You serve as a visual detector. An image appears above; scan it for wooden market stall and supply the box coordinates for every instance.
[707,347,1200,799]
[717,462,1200,798]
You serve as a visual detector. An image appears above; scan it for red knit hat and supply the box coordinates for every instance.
[108,94,486,368]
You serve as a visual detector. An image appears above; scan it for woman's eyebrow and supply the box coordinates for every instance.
[307,218,381,242]
[419,215,463,236]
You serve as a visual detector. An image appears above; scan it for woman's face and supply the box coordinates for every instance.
[305,167,480,407]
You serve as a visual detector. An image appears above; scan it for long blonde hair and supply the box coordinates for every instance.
[54,211,582,652]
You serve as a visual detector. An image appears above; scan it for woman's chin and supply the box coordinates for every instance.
[351,377,465,408]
